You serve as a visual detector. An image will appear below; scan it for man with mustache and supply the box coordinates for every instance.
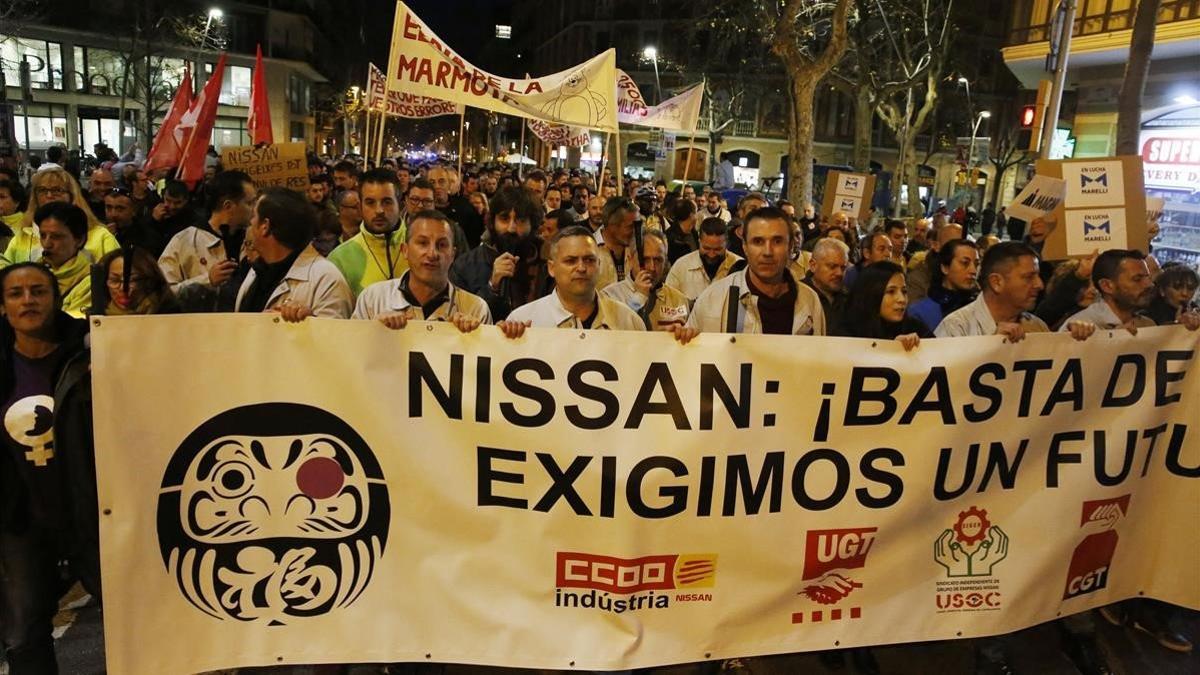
[1062,249,1199,332]
[449,186,545,320]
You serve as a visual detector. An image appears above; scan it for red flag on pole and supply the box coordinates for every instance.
[247,44,273,144]
[144,68,193,172]
[176,53,227,186]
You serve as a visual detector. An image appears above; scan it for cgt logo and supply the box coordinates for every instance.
[1063,495,1130,600]
[556,552,716,594]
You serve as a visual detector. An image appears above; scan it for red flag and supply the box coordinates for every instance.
[247,44,273,144]
[144,68,193,172]
[176,53,227,186]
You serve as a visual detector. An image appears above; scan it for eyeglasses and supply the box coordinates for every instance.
[35,187,69,197]
[339,203,360,210]
[106,275,147,288]
[109,187,133,198]
[407,196,435,207]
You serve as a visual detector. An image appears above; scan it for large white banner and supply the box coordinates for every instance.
[366,62,460,119]
[93,316,1200,674]
[386,1,617,130]
[617,70,704,132]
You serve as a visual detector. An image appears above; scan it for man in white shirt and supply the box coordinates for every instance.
[235,187,353,320]
[353,210,490,331]
[936,241,1094,341]
[498,226,697,344]
[601,229,690,331]
[666,217,742,302]
[701,192,732,224]
[1062,249,1198,332]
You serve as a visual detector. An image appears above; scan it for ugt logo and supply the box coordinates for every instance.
[792,527,877,624]
[1063,495,1130,600]
[157,403,390,626]
[934,506,1008,578]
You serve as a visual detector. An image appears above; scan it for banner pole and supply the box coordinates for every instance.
[364,110,374,161]
[518,117,526,180]
[597,131,609,191]
[373,111,384,165]
[457,108,466,177]
[614,123,623,194]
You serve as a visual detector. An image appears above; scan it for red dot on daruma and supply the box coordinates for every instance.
[296,457,345,499]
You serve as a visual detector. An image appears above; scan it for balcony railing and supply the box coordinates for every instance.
[1009,0,1199,45]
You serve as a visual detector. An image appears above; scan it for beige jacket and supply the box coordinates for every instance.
[235,244,353,318]
[686,269,826,335]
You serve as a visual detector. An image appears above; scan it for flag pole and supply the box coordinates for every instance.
[597,131,609,190]
[614,123,623,194]
[518,117,526,180]
[364,110,374,161]
[457,108,466,177]
[374,111,386,165]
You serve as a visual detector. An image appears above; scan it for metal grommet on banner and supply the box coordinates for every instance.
[729,336,736,343]
[834,641,840,647]
[956,631,963,637]
[579,332,586,339]
[102,508,111,516]
[569,661,576,668]
[273,317,281,323]
[425,654,432,659]
[92,318,101,327]
[871,341,878,348]
[426,324,434,332]
[276,656,284,662]
[705,653,711,659]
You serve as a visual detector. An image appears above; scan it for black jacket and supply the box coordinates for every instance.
[449,244,550,320]
[0,314,99,579]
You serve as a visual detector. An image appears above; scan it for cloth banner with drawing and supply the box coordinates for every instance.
[386,1,617,130]
[91,315,1200,674]
[617,70,704,133]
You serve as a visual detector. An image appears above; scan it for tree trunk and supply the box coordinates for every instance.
[852,87,873,171]
[1115,0,1160,155]
[786,73,819,207]
[990,162,1006,207]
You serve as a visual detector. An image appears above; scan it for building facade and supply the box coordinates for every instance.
[1002,0,1200,265]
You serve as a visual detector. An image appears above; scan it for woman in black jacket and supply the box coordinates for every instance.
[0,262,100,674]
[840,260,931,350]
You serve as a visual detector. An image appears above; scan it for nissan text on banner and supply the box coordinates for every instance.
[386,1,617,130]
[617,70,705,133]
[93,316,1199,674]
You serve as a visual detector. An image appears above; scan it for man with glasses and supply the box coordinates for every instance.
[428,165,481,249]
[335,190,361,243]
[405,177,469,259]
[329,168,408,298]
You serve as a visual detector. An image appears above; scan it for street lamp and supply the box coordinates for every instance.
[202,8,223,48]
[643,46,661,104]
[967,110,991,168]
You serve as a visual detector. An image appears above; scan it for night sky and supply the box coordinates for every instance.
[363,0,514,69]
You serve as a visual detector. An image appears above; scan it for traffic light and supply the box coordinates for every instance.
[1017,81,1051,153]
[1020,105,1037,128]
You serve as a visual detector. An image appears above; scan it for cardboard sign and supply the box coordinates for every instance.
[1006,175,1066,223]
[220,142,310,192]
[1034,156,1147,260]
[821,170,875,224]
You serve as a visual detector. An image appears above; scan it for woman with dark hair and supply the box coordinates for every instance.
[0,262,100,673]
[90,246,180,315]
[1146,262,1199,325]
[839,260,930,350]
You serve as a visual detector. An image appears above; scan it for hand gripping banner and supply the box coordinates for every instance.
[92,316,1200,674]
[386,1,617,130]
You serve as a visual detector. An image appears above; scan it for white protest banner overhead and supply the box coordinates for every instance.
[93,316,1200,674]
[367,62,460,119]
[617,70,705,132]
[386,2,617,130]
[1005,175,1066,223]
[528,119,591,148]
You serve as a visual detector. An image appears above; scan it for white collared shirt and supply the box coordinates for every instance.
[935,293,1049,337]
[1061,299,1156,331]
[353,272,492,323]
[159,225,228,293]
[600,278,690,330]
[686,268,826,335]
[506,289,646,331]
[665,249,742,302]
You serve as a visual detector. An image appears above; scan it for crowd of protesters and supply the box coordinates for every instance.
[0,145,1196,675]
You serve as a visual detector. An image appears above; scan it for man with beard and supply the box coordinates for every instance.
[595,197,639,290]
[585,195,606,234]
[1062,249,1199,332]
[306,175,336,219]
[145,180,200,241]
[428,165,483,249]
[523,170,548,201]
[328,168,407,297]
[352,210,490,329]
[563,184,590,223]
[601,229,690,331]
[158,170,256,295]
[666,217,740,302]
[664,199,700,263]
[907,239,978,334]
[450,186,545,320]
[331,160,359,198]
[701,191,731,224]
